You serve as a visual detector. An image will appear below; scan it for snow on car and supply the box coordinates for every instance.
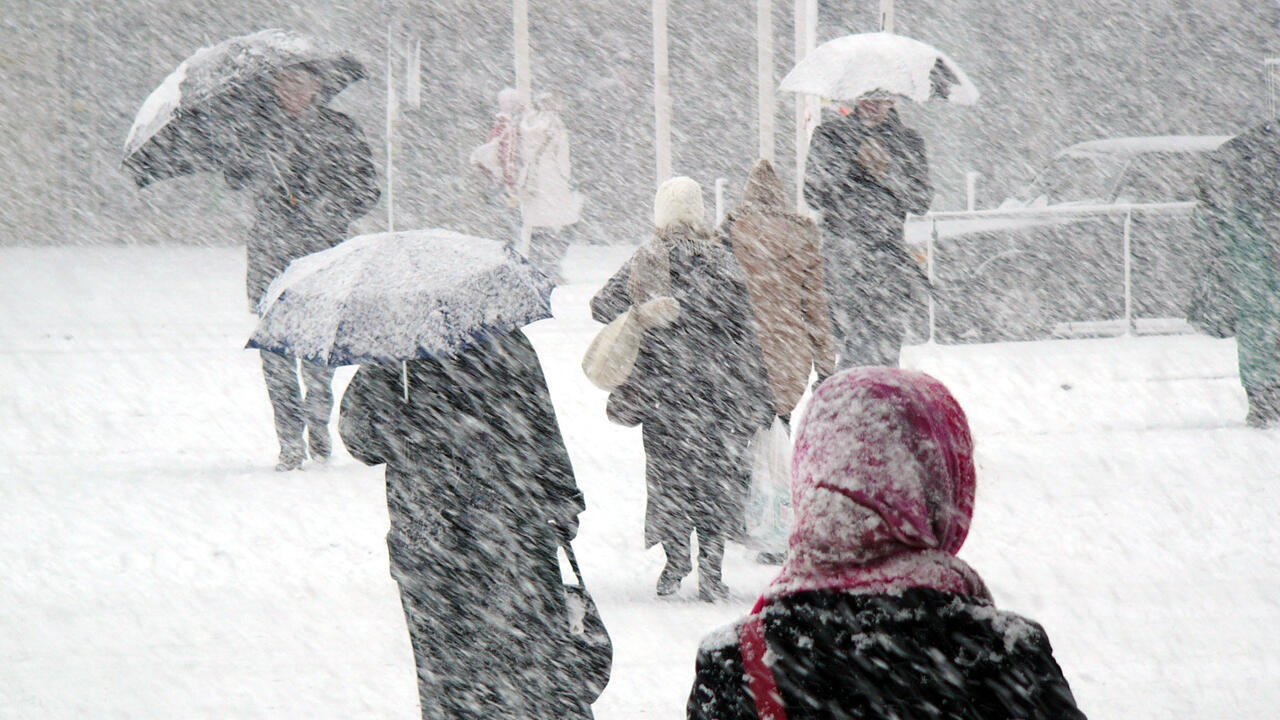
[906,135,1233,342]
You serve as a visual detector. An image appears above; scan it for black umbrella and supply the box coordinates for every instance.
[122,28,365,188]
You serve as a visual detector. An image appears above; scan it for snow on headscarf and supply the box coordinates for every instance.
[764,367,990,602]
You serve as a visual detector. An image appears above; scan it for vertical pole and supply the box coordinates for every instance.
[385,22,395,232]
[653,0,672,186]
[715,177,728,226]
[757,0,775,163]
[879,0,895,32]
[514,0,531,103]
[1123,208,1134,335]
[793,0,816,209]
[928,216,938,344]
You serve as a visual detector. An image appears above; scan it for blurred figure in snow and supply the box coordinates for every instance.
[687,368,1088,720]
[224,63,379,471]
[804,91,932,370]
[1193,120,1280,428]
[339,329,592,720]
[470,87,525,242]
[591,177,773,601]
[719,159,837,420]
[718,158,837,564]
[517,92,584,282]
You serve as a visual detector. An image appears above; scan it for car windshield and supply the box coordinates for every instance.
[1018,152,1127,204]
[1111,151,1206,203]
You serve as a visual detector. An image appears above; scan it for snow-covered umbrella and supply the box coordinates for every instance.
[247,229,553,374]
[122,28,365,188]
[247,228,552,371]
[779,32,978,105]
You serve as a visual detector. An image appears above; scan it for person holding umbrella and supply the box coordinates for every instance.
[782,33,978,370]
[226,63,380,470]
[123,30,380,471]
[295,230,596,720]
[804,90,932,370]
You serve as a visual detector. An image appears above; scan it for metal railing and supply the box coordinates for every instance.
[909,201,1198,343]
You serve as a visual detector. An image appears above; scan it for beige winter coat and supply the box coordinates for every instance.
[721,160,837,415]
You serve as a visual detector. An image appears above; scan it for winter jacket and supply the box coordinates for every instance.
[338,329,590,720]
[687,588,1087,720]
[591,223,773,546]
[1195,121,1280,390]
[720,160,836,415]
[803,109,932,239]
[803,110,932,364]
[518,109,583,229]
[226,105,379,310]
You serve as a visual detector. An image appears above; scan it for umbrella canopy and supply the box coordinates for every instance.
[779,32,978,105]
[248,229,554,366]
[122,28,365,188]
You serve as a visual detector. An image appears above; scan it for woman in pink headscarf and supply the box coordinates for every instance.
[687,368,1087,720]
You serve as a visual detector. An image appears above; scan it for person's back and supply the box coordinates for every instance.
[723,159,836,416]
[690,588,1082,720]
[687,368,1087,720]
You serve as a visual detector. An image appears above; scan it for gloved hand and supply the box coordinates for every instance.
[550,514,579,542]
[633,296,680,329]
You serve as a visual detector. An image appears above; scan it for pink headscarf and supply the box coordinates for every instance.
[763,368,990,603]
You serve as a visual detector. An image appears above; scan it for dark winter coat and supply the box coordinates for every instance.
[804,109,932,238]
[225,105,380,309]
[804,110,933,362]
[1195,121,1280,390]
[591,231,773,546]
[688,588,1087,720]
[339,329,590,720]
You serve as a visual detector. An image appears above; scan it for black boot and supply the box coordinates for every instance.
[697,532,729,602]
[657,540,692,596]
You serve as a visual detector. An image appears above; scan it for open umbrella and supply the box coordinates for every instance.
[247,228,554,369]
[780,32,978,105]
[122,28,365,188]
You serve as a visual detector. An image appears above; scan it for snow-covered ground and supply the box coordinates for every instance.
[2,244,1278,719]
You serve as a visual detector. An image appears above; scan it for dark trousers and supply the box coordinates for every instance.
[528,228,571,282]
[260,350,334,455]
[663,530,725,582]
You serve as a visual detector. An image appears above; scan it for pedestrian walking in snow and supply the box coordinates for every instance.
[718,159,837,564]
[225,64,380,470]
[804,92,932,369]
[591,176,773,601]
[687,368,1088,720]
[339,328,593,720]
[470,87,525,242]
[720,159,837,419]
[1194,120,1280,428]
[517,92,584,281]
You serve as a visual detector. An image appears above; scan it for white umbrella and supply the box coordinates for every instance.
[779,32,978,105]
[248,229,553,368]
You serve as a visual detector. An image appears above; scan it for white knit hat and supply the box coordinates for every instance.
[653,176,706,230]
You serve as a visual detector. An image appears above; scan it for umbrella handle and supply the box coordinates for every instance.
[401,361,409,403]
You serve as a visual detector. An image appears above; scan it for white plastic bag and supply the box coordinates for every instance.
[744,416,793,552]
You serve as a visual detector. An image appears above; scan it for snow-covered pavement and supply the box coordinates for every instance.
[2,245,1278,719]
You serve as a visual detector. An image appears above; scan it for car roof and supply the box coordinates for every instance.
[1058,135,1234,157]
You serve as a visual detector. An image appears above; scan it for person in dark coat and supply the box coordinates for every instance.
[804,92,933,369]
[225,64,380,470]
[687,368,1088,720]
[591,176,773,601]
[339,328,592,720]
[1194,120,1280,427]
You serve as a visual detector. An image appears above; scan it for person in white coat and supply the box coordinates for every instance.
[517,92,583,281]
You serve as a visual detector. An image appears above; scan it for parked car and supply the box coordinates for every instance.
[905,135,1233,342]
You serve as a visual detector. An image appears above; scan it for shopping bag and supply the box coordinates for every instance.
[744,416,793,552]
[582,309,641,391]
